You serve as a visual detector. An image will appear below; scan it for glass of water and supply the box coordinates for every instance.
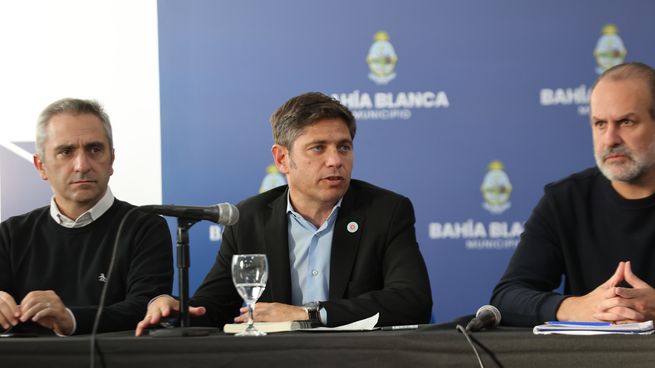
[231,254,268,336]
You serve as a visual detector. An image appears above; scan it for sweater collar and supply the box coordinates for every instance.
[49,188,115,228]
[600,173,655,209]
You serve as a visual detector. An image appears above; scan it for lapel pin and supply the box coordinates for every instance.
[347,221,359,233]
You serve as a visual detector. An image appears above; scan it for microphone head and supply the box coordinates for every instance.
[476,305,501,327]
[216,202,239,225]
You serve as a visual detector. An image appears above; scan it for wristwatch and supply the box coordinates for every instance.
[303,301,321,323]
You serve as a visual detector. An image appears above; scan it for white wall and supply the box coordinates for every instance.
[0,0,162,209]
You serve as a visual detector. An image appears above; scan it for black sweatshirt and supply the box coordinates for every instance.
[0,199,173,334]
[491,167,655,326]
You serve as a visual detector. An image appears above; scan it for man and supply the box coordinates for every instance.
[136,92,432,335]
[0,98,173,335]
[491,62,655,326]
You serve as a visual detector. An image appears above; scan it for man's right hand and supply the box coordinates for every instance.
[555,261,640,322]
[0,291,19,331]
[134,295,206,336]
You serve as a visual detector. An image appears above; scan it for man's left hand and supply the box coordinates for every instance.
[594,261,655,323]
[234,302,308,323]
[19,290,74,336]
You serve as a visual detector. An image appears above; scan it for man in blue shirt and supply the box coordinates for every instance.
[135,92,432,335]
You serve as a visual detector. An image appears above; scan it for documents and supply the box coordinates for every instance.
[223,313,380,334]
[223,320,317,334]
[304,313,379,332]
[533,320,655,335]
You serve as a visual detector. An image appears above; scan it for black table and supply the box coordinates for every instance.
[1,324,653,367]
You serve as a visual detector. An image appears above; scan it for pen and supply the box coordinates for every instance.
[380,324,419,331]
[545,321,612,326]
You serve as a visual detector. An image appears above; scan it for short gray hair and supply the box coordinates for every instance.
[36,98,113,160]
[270,92,356,148]
[591,61,655,119]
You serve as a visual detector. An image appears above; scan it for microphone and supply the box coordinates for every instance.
[465,305,501,332]
[139,203,239,225]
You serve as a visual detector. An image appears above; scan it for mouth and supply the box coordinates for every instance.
[323,175,345,184]
[604,154,628,163]
[72,180,97,185]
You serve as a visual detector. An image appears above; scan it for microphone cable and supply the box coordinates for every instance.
[89,206,141,368]
[456,324,504,368]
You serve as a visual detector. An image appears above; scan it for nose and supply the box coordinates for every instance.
[603,123,623,148]
[74,152,91,172]
[325,147,343,168]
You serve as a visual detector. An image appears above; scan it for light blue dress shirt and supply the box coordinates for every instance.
[287,194,341,324]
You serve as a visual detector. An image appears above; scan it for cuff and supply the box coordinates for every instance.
[55,308,77,337]
[148,294,172,305]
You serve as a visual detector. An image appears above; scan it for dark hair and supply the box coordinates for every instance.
[36,98,112,160]
[591,61,655,119]
[270,92,356,148]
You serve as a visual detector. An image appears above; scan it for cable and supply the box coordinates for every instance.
[456,324,484,368]
[89,207,140,368]
[468,332,504,368]
[456,324,505,368]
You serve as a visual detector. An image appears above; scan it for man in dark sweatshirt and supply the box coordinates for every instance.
[492,62,655,326]
[0,98,173,335]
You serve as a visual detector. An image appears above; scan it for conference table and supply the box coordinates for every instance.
[2,322,652,367]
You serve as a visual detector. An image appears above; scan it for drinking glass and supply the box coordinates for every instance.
[231,254,268,336]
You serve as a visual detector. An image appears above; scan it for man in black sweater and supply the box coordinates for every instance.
[492,62,655,326]
[0,98,173,335]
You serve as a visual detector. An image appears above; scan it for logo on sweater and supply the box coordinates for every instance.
[481,160,512,215]
[98,273,107,283]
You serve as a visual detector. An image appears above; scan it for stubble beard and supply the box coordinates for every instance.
[596,141,655,183]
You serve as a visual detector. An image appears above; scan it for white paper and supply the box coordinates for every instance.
[535,330,655,336]
[302,313,379,332]
[533,320,655,335]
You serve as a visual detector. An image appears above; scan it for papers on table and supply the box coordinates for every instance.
[223,313,380,334]
[533,320,655,335]
[223,320,317,334]
[302,313,379,332]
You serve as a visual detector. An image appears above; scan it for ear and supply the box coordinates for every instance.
[33,154,48,180]
[109,148,115,176]
[271,144,290,175]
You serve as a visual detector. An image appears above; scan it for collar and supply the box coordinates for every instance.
[50,188,115,228]
[285,191,343,227]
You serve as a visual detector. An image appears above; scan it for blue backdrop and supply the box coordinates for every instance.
[157,0,655,323]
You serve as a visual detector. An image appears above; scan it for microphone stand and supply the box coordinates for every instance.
[177,217,195,329]
[150,217,217,337]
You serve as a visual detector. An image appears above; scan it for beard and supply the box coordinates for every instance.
[596,142,655,183]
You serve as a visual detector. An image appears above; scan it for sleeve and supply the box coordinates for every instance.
[490,191,567,326]
[187,224,242,328]
[321,197,433,327]
[70,213,174,334]
[0,221,14,295]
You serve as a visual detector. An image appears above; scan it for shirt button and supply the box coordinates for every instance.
[312,270,319,276]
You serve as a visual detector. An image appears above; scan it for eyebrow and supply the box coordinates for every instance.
[84,141,106,148]
[52,141,106,151]
[53,143,75,152]
[616,113,638,121]
[304,138,353,146]
[591,112,638,122]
